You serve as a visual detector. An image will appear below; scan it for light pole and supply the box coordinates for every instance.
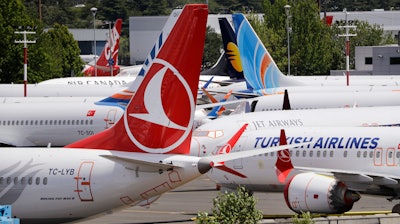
[91,7,98,76]
[338,8,356,86]
[284,5,291,76]
[15,27,36,97]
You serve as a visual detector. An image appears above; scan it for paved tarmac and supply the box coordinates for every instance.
[76,176,397,224]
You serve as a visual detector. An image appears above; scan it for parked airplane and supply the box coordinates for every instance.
[249,90,400,111]
[82,19,122,76]
[0,8,225,147]
[193,125,400,214]
[0,6,313,224]
[208,15,400,96]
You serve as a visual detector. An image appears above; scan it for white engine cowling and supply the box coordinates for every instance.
[284,173,360,214]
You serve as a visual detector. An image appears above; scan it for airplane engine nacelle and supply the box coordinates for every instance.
[283,173,360,214]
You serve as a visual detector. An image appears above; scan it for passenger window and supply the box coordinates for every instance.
[369,151,374,158]
[14,177,18,184]
[270,152,275,157]
[323,151,327,157]
[302,150,306,157]
[43,177,48,185]
[295,150,300,157]
[6,177,11,184]
[309,150,313,157]
[28,177,33,185]
[36,177,40,185]
[329,151,334,157]
[357,151,361,158]
[343,151,348,158]
[16,120,19,125]
[0,177,3,184]
[21,177,26,185]
[363,151,367,158]
[317,151,321,157]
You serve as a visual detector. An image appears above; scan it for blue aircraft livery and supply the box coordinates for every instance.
[254,136,380,150]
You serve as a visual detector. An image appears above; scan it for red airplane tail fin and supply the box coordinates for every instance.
[84,18,122,76]
[97,19,122,68]
[66,4,208,154]
[275,129,294,183]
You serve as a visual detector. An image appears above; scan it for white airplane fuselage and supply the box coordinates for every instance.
[200,127,400,194]
[0,102,124,146]
[251,91,400,111]
[1,148,204,224]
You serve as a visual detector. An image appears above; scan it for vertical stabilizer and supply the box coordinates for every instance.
[275,129,294,183]
[66,4,208,155]
[232,14,304,91]
[219,18,244,80]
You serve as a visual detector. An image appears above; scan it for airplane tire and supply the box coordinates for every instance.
[392,204,400,213]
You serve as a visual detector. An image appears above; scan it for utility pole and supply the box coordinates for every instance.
[338,9,357,86]
[284,5,291,76]
[15,28,36,97]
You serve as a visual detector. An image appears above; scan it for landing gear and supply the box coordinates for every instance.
[392,204,400,213]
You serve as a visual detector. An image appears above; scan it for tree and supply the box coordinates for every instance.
[290,0,335,75]
[196,186,263,224]
[0,0,34,83]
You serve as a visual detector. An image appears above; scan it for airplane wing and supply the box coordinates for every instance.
[294,166,399,189]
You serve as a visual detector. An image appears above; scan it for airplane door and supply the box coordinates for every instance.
[74,162,94,201]
[104,109,118,129]
[233,137,247,169]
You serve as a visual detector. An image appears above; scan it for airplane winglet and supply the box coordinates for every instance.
[275,129,294,183]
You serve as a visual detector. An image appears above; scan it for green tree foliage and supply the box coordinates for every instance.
[0,0,34,83]
[261,0,335,75]
[196,186,263,224]
[292,211,315,224]
[17,23,83,83]
[290,0,335,75]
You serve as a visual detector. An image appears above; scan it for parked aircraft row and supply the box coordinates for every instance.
[189,13,400,215]
[1,5,300,223]
[2,4,400,223]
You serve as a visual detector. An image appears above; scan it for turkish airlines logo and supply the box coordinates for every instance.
[278,149,291,163]
[124,58,194,153]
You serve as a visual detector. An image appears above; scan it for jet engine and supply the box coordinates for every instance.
[283,173,361,214]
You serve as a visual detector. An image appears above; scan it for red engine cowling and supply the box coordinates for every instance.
[284,173,360,214]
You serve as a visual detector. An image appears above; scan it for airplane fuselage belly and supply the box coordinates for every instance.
[0,148,202,223]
